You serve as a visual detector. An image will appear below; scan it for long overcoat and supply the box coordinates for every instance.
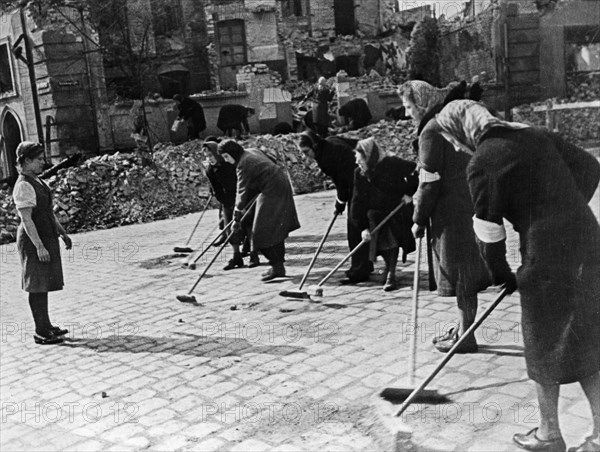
[413,119,490,297]
[235,150,300,249]
[468,127,600,384]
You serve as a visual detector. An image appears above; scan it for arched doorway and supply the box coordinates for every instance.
[1,110,22,185]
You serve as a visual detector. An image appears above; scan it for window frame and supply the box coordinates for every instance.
[0,39,18,100]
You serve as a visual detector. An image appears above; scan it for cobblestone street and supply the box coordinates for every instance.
[1,186,599,452]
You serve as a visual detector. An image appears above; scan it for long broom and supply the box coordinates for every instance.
[174,193,214,253]
[311,199,406,297]
[279,211,340,299]
[380,236,446,404]
[181,220,225,269]
[176,195,258,303]
[383,287,510,416]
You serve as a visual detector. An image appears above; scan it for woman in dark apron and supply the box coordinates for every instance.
[12,142,72,345]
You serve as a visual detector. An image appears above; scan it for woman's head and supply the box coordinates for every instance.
[354,137,383,175]
[297,131,320,160]
[202,141,222,165]
[217,139,245,165]
[436,99,529,154]
[317,77,327,87]
[16,142,45,174]
[398,80,447,124]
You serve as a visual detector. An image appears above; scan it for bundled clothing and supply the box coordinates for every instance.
[437,100,600,384]
[299,132,371,278]
[176,96,206,139]
[338,98,372,130]
[217,105,253,137]
[404,79,491,299]
[218,140,300,278]
[351,138,418,263]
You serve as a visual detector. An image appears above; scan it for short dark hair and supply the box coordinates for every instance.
[16,142,44,167]
[217,139,245,162]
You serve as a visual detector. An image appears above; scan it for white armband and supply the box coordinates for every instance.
[335,197,346,205]
[419,167,441,183]
[472,216,506,243]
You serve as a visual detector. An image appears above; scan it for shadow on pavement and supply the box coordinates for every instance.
[60,334,305,358]
[477,344,524,357]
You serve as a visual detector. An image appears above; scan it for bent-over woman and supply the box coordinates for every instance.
[350,137,418,291]
[218,140,300,281]
[436,100,600,452]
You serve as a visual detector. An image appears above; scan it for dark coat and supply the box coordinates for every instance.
[206,162,237,208]
[235,150,300,249]
[313,136,358,204]
[177,97,206,135]
[468,127,600,384]
[217,105,252,135]
[15,175,64,292]
[311,86,334,127]
[413,119,490,297]
[351,156,418,258]
[339,98,372,130]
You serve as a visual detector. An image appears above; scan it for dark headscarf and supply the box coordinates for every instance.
[202,141,223,164]
[298,130,322,150]
[218,139,245,163]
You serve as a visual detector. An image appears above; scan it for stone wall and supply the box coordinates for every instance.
[438,7,499,86]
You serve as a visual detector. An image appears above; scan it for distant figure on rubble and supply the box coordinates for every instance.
[173,94,206,140]
[307,77,334,137]
[338,98,372,130]
[385,106,410,121]
[272,122,293,136]
[217,104,255,138]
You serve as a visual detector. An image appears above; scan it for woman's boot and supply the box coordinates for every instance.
[383,248,399,291]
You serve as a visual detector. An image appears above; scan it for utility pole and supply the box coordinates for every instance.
[19,1,45,157]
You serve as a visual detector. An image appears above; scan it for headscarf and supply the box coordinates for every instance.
[436,100,530,154]
[202,141,222,164]
[298,130,322,150]
[217,139,245,163]
[355,137,386,172]
[398,80,452,116]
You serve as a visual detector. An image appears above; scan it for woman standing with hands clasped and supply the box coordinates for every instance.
[12,142,72,345]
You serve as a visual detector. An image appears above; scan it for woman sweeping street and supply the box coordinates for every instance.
[203,139,259,269]
[218,140,300,282]
[399,80,490,353]
[436,99,600,452]
[12,142,72,345]
[350,137,418,291]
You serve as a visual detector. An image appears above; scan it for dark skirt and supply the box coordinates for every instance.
[17,226,64,293]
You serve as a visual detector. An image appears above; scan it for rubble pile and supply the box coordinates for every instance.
[566,72,600,101]
[0,121,417,244]
[338,119,417,161]
[0,188,19,244]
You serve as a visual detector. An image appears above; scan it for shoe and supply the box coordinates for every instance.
[383,275,397,291]
[432,327,456,345]
[513,428,566,452]
[33,332,64,345]
[569,436,600,452]
[223,254,244,271]
[261,265,285,282]
[248,253,260,268]
[433,328,478,353]
[340,272,370,285]
[212,235,227,247]
[50,326,69,336]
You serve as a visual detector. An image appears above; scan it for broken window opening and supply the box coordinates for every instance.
[153,0,184,37]
[0,43,16,98]
[565,25,600,73]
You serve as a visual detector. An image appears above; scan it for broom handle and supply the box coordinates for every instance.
[185,221,220,265]
[316,200,406,288]
[184,193,213,246]
[395,287,510,417]
[298,211,339,291]
[408,237,422,387]
[187,196,259,294]
[191,218,235,265]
